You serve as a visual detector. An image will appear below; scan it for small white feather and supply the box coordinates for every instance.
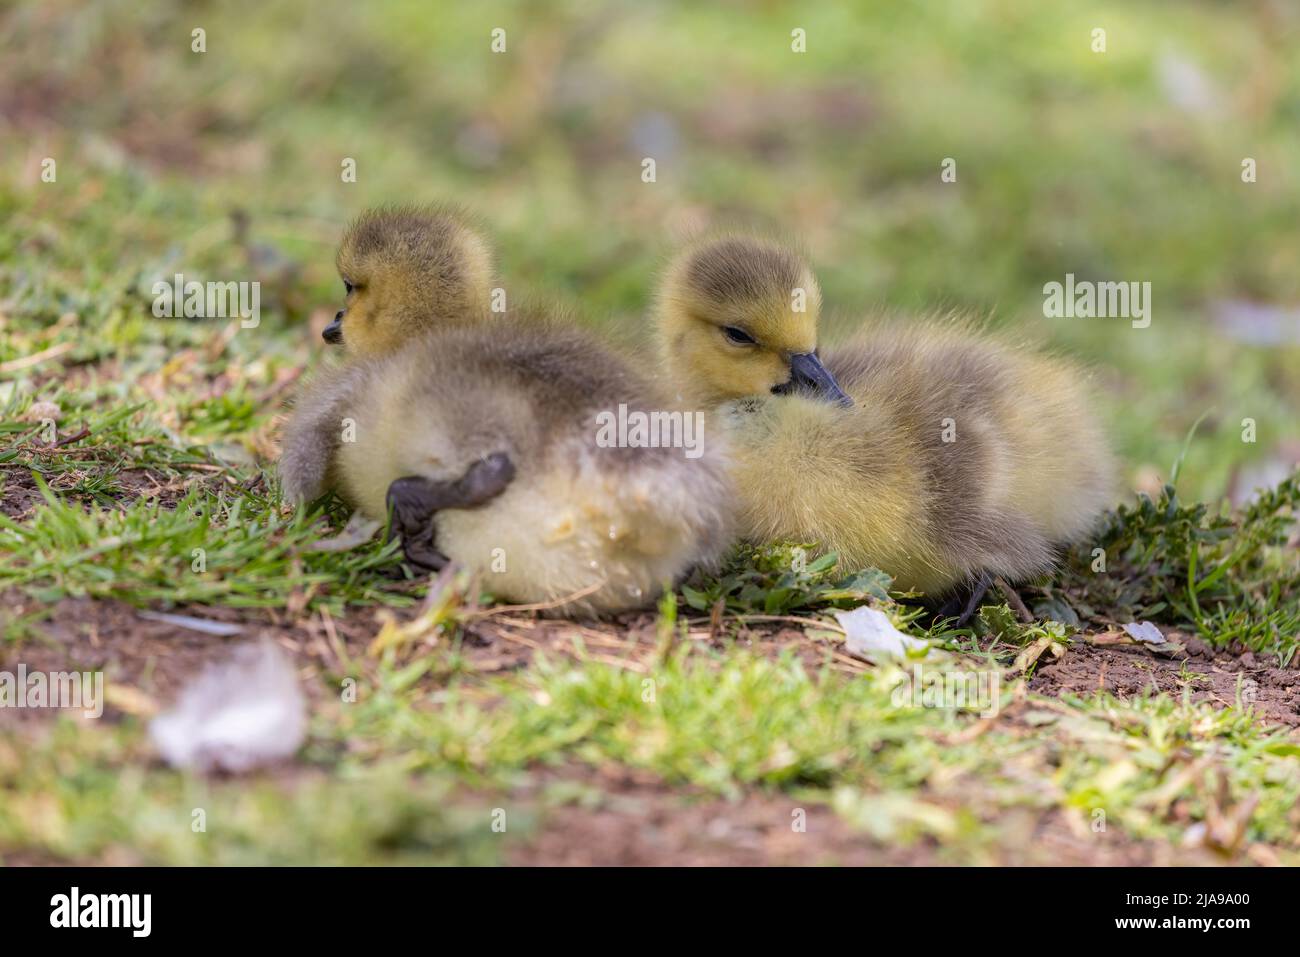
[836,606,929,662]
[1122,621,1166,645]
[137,611,245,636]
[150,641,306,773]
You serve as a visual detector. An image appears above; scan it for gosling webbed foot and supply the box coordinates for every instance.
[386,476,451,572]
[451,452,516,505]
[403,542,450,573]
[385,453,516,576]
[934,571,994,627]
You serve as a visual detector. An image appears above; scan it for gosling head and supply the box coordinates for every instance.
[325,204,495,358]
[655,235,850,408]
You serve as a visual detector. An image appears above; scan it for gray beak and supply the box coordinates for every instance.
[773,352,853,407]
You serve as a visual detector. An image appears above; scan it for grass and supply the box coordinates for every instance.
[0,723,503,865]
[1060,476,1300,661]
[0,477,412,610]
[1,0,1298,864]
[4,649,1297,864]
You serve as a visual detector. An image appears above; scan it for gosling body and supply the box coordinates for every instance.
[329,318,731,612]
[280,206,732,615]
[721,324,1113,594]
[655,236,1114,598]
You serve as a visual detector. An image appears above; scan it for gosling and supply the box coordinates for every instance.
[654,234,1115,618]
[280,206,733,615]
[279,204,496,502]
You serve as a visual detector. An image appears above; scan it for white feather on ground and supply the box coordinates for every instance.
[150,640,306,773]
[1122,621,1166,645]
[835,606,930,662]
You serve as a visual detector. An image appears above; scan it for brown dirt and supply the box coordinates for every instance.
[1030,636,1300,729]
[499,766,1232,867]
[3,593,1293,866]
[0,470,49,520]
[0,460,225,520]
[449,610,861,677]
[6,586,1291,728]
[0,592,376,723]
[0,590,858,726]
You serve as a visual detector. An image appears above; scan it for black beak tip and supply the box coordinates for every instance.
[322,316,343,344]
[780,352,853,408]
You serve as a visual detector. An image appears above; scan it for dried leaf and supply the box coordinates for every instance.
[1012,635,1066,674]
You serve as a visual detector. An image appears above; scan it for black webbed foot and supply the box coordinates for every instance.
[451,452,516,505]
[386,476,450,572]
[934,571,994,627]
[385,453,516,576]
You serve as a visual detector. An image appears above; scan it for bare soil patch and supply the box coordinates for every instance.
[450,610,862,677]
[1030,637,1300,729]
[0,461,218,520]
[501,766,1232,866]
[8,588,1294,732]
[0,593,375,722]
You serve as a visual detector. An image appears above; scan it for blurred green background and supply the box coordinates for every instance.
[3,0,1299,503]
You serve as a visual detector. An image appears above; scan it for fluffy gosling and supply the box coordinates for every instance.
[654,235,1115,616]
[280,207,733,615]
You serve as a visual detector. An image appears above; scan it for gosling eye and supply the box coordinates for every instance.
[343,280,354,296]
[723,326,757,346]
